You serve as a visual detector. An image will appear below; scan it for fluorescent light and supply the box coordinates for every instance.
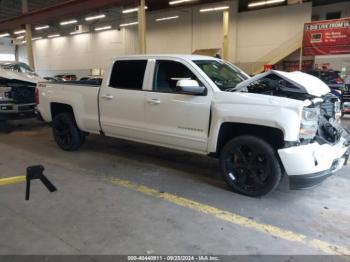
[0,33,10,38]
[85,14,106,21]
[35,25,49,31]
[122,6,148,14]
[169,0,194,5]
[22,40,27,44]
[200,6,229,12]
[48,34,60,38]
[248,0,285,8]
[94,26,112,31]
[14,30,26,35]
[60,19,78,26]
[156,16,179,22]
[119,22,138,27]
[16,35,25,40]
[70,31,82,35]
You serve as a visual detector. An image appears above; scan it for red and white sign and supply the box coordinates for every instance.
[303,18,350,56]
[264,64,273,72]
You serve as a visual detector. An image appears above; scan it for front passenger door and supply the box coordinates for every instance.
[144,60,211,153]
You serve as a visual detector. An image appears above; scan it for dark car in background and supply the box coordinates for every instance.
[306,70,345,99]
[54,74,77,82]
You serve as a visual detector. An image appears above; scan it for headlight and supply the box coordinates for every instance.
[300,107,320,140]
[334,101,341,113]
[0,86,12,101]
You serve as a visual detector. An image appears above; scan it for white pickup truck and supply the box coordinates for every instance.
[37,55,349,197]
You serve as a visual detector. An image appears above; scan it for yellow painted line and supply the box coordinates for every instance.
[111,177,350,256]
[0,176,26,186]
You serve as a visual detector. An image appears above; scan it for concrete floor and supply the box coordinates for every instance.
[0,119,349,255]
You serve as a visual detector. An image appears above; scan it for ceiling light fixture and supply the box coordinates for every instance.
[32,37,43,40]
[14,30,26,34]
[122,6,148,14]
[248,0,285,8]
[60,19,78,26]
[85,14,106,21]
[16,35,25,40]
[95,26,112,31]
[200,6,229,12]
[0,33,10,38]
[35,25,50,31]
[119,22,139,27]
[48,34,60,38]
[156,16,179,22]
[169,0,194,5]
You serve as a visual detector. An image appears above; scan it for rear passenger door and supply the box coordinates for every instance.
[99,60,148,141]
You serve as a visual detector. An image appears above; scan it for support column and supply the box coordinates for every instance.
[21,0,35,70]
[14,45,19,62]
[222,10,229,60]
[138,0,146,54]
[299,38,304,71]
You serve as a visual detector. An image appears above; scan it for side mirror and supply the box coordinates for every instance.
[176,80,205,95]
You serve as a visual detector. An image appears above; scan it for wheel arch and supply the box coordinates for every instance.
[50,103,74,120]
[214,122,285,157]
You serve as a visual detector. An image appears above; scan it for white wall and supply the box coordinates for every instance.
[236,2,311,64]
[18,0,314,75]
[0,38,15,61]
[19,28,138,77]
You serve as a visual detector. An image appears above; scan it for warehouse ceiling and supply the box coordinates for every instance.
[0,0,348,36]
[0,0,221,21]
[0,0,224,34]
[0,0,63,20]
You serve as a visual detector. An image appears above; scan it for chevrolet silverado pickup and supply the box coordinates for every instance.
[36,55,349,197]
[0,62,42,123]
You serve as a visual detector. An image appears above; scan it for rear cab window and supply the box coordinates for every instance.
[109,60,147,90]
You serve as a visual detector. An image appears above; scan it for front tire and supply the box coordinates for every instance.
[220,135,282,197]
[52,113,85,151]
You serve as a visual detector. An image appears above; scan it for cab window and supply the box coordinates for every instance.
[153,60,199,93]
[109,60,147,90]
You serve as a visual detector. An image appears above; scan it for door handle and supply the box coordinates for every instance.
[147,99,161,105]
[101,94,114,100]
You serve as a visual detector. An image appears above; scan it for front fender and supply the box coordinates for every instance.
[208,93,306,153]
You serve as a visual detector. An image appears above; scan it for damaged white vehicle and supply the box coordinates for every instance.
[0,62,42,122]
[36,55,349,197]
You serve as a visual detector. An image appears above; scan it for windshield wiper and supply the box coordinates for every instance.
[224,86,240,92]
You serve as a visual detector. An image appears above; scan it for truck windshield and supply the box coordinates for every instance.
[193,60,248,91]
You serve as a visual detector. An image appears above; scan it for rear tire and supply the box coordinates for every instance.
[220,135,282,197]
[52,113,85,151]
[0,120,10,133]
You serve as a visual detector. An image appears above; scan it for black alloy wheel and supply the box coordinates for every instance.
[52,113,85,151]
[220,135,282,197]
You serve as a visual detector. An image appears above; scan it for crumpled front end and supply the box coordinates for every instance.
[278,93,350,189]
[0,77,37,120]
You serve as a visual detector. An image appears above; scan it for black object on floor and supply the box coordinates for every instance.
[25,165,57,200]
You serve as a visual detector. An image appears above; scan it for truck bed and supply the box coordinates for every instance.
[38,81,101,134]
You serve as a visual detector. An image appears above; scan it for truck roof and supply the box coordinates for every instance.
[112,54,219,62]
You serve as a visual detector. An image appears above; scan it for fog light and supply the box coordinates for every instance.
[1,106,12,110]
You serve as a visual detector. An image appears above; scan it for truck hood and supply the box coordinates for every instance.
[0,68,43,84]
[235,70,330,97]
